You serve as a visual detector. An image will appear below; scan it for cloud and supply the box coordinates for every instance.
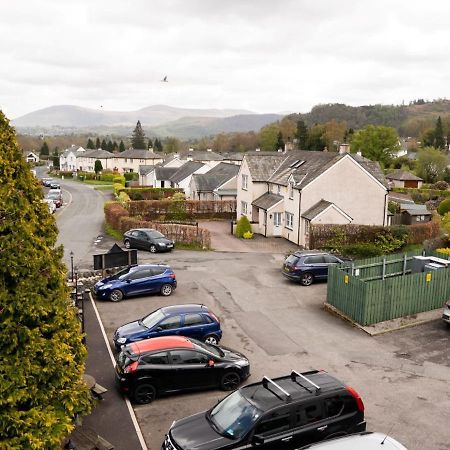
[1,0,450,118]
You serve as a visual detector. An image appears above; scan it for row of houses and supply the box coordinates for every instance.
[58,144,432,247]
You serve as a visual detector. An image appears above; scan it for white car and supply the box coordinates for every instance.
[442,299,450,326]
[42,198,56,214]
[299,432,408,449]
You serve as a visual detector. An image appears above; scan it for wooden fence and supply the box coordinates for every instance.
[327,251,450,325]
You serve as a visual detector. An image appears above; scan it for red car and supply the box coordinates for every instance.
[46,192,62,208]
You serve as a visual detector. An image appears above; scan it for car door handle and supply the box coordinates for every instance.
[281,436,293,442]
[317,425,328,432]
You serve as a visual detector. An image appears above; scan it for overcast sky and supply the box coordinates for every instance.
[1,0,449,119]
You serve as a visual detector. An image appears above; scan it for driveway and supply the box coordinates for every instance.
[199,220,300,254]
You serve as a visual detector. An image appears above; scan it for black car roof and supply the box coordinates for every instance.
[161,304,209,315]
[240,370,345,411]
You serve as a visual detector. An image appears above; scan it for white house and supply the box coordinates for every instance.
[76,149,114,172]
[110,149,164,173]
[26,151,39,163]
[59,145,86,171]
[169,161,209,198]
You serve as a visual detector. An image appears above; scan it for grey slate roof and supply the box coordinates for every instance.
[386,170,423,181]
[192,163,240,192]
[251,192,283,210]
[244,154,286,182]
[155,167,179,180]
[302,200,334,220]
[400,204,431,216]
[139,165,158,176]
[179,150,224,161]
[120,149,163,159]
[388,192,414,203]
[82,149,114,158]
[169,161,204,184]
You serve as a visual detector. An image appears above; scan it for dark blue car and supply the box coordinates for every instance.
[282,251,344,286]
[94,264,176,302]
[113,304,222,351]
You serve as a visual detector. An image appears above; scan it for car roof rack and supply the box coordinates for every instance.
[290,370,321,395]
[262,376,292,403]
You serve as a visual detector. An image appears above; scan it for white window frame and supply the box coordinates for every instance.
[242,174,248,190]
[285,212,294,230]
[241,201,248,215]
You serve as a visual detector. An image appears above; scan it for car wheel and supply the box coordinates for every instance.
[220,371,241,391]
[110,289,124,302]
[300,272,314,286]
[204,334,219,345]
[124,239,131,249]
[133,383,156,404]
[149,244,157,253]
[160,284,173,296]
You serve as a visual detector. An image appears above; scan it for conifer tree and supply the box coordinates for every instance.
[86,138,95,149]
[106,140,113,152]
[148,138,153,149]
[154,138,163,152]
[119,140,126,152]
[131,120,146,149]
[112,141,119,152]
[276,131,285,151]
[95,137,101,149]
[0,112,91,447]
[52,147,60,169]
[434,116,445,149]
[295,120,308,149]
[40,141,50,156]
[100,139,107,150]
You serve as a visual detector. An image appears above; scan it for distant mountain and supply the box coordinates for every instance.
[12,104,254,128]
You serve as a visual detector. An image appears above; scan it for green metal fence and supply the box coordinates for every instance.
[327,251,450,325]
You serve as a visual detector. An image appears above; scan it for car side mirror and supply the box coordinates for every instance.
[126,279,131,283]
[207,359,215,367]
[155,326,163,332]
[252,435,265,446]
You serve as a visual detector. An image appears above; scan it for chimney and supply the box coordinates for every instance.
[188,148,194,152]
[206,148,212,152]
[255,148,260,152]
[339,143,350,154]
[356,151,362,156]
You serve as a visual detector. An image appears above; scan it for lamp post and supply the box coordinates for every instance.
[70,251,74,282]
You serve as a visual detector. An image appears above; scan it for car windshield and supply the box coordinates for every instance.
[209,391,261,440]
[141,309,166,328]
[285,255,299,265]
[146,230,164,239]
[193,340,223,357]
[47,193,60,199]
[108,266,133,280]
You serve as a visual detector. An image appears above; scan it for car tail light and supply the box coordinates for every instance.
[209,311,220,323]
[346,386,365,412]
[124,361,139,373]
[170,273,176,279]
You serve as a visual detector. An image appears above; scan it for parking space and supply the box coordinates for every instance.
[93,248,450,450]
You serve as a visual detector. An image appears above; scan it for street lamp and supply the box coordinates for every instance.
[70,251,74,282]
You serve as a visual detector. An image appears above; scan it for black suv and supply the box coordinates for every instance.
[282,251,344,286]
[163,370,365,450]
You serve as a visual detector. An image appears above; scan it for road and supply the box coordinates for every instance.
[50,177,450,450]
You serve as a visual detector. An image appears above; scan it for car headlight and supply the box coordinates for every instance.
[116,337,127,344]
[99,283,113,289]
[158,242,166,247]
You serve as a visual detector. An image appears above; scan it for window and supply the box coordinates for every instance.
[304,255,325,264]
[141,352,169,365]
[324,255,340,264]
[127,269,152,280]
[277,185,281,194]
[289,182,294,199]
[273,212,282,227]
[295,403,324,426]
[150,267,166,276]
[242,174,248,190]
[305,220,310,233]
[158,315,181,330]
[255,410,291,437]
[170,350,208,364]
[184,314,205,326]
[324,397,344,417]
[285,212,294,230]
[241,201,248,215]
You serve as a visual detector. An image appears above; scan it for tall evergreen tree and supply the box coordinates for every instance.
[112,141,119,152]
[153,138,163,152]
[276,131,285,151]
[148,138,153,149]
[52,147,60,169]
[131,120,147,149]
[0,112,91,447]
[40,141,50,156]
[95,137,101,149]
[100,139,107,150]
[119,140,126,152]
[295,120,308,149]
[86,138,95,149]
[106,140,113,152]
[94,159,103,174]
[434,116,445,149]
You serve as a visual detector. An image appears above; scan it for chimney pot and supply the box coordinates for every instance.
[339,143,350,154]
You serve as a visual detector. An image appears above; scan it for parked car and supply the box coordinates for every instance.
[46,191,62,208]
[50,182,60,189]
[442,299,450,326]
[94,264,176,302]
[298,431,408,449]
[282,251,344,286]
[42,198,56,214]
[115,335,250,404]
[113,303,222,351]
[123,228,174,253]
[42,178,54,187]
[163,369,366,450]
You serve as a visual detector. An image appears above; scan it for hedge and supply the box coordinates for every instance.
[126,187,183,200]
[104,202,129,230]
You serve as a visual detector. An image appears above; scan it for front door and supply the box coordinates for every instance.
[273,212,282,237]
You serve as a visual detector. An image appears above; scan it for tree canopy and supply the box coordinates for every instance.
[0,111,91,447]
[131,120,147,149]
[416,146,450,183]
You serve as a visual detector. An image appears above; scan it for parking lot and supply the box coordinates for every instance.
[94,248,450,450]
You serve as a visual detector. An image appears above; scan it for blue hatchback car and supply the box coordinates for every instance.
[94,264,176,302]
[113,304,222,351]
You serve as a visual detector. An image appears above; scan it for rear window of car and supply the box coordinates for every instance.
[304,255,325,264]
[184,314,205,326]
[285,255,299,265]
[151,267,167,276]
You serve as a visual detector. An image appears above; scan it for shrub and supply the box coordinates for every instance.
[113,183,126,196]
[124,172,139,181]
[436,247,450,255]
[390,225,409,242]
[104,202,129,230]
[100,173,115,182]
[243,231,253,239]
[442,212,450,234]
[113,175,126,186]
[118,191,130,204]
[432,180,449,190]
[236,215,252,238]
[342,243,383,258]
[437,198,450,216]
[375,233,404,253]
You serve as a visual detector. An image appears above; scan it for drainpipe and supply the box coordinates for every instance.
[297,190,302,247]
[264,210,267,237]
[383,189,389,226]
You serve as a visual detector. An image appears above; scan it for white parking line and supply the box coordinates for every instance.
[88,292,149,450]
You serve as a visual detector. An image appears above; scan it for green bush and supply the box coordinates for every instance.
[113,175,126,186]
[342,243,384,258]
[436,247,450,255]
[118,191,130,204]
[389,225,409,242]
[236,215,252,238]
[124,172,139,181]
[375,233,404,253]
[113,183,126,196]
[100,173,115,182]
[437,198,450,216]
[243,231,253,239]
